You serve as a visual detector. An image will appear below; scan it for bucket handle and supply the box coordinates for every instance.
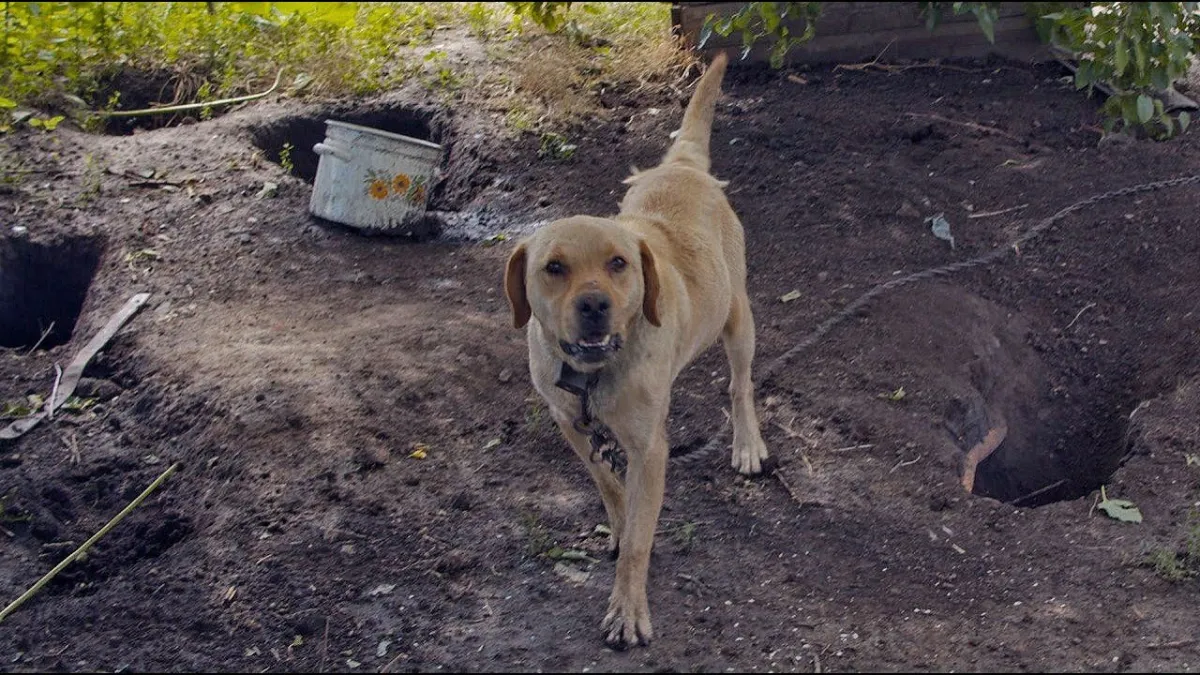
[313,142,351,163]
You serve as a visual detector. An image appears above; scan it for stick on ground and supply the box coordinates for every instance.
[0,292,149,441]
[0,462,179,624]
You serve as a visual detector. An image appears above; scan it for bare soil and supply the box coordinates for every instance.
[2,49,1200,673]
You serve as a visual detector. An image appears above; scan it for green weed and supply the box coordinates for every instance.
[520,511,554,557]
[538,132,577,160]
[1147,548,1191,581]
[279,142,295,174]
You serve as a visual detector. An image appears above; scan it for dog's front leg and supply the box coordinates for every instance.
[601,420,667,649]
[552,412,626,556]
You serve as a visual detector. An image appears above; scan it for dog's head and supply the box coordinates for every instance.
[504,216,660,367]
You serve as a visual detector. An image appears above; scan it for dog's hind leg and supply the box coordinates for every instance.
[554,414,626,556]
[722,292,770,475]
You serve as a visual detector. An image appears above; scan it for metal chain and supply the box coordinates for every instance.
[670,172,1200,467]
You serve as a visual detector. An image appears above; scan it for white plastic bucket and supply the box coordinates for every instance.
[309,120,443,233]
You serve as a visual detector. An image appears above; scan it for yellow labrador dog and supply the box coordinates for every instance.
[503,52,768,649]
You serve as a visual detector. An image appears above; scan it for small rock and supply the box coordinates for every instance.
[435,549,478,576]
[816,271,829,282]
[552,562,591,585]
[367,583,396,597]
[896,201,921,219]
[498,368,513,384]
[238,233,252,245]
[538,196,551,207]
[75,377,121,401]
[255,182,279,199]
[1098,132,1135,151]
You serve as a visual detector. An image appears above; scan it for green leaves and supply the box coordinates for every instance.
[1034,1,1200,140]
[1136,94,1154,124]
[26,114,64,131]
[1098,498,1143,523]
[701,2,821,66]
[1114,38,1129,76]
[1097,485,1143,524]
[918,2,997,43]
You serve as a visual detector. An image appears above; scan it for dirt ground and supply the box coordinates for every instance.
[3,39,1200,673]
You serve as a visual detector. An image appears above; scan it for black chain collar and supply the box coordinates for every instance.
[554,362,626,474]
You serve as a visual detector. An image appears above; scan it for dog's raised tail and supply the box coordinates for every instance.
[664,52,728,172]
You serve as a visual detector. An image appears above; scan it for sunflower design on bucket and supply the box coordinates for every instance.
[364,169,390,200]
[367,180,389,200]
[392,173,412,195]
[407,175,428,205]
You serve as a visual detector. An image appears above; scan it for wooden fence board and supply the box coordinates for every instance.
[675,2,1051,64]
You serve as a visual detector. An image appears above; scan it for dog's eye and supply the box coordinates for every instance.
[544,261,566,276]
[609,256,627,273]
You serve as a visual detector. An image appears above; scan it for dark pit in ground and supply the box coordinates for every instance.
[0,233,104,350]
[248,105,446,187]
[95,68,233,135]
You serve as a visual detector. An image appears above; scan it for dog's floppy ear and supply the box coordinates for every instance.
[504,244,531,329]
[639,239,662,327]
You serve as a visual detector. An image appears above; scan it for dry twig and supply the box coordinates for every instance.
[968,203,1029,219]
[831,443,874,453]
[1010,479,1067,507]
[903,112,1026,144]
[47,364,63,421]
[774,467,805,504]
[0,462,180,624]
[24,321,55,356]
[890,454,924,474]
[1062,302,1097,332]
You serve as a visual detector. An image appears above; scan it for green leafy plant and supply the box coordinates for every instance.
[27,115,65,131]
[538,131,577,160]
[918,2,1001,43]
[519,511,555,557]
[1036,2,1197,138]
[706,2,1198,139]
[701,2,821,68]
[1097,485,1143,523]
[1147,547,1192,581]
[1,395,44,419]
[0,491,32,524]
[668,521,700,552]
[507,2,576,33]
[0,96,17,133]
[278,141,295,174]
[0,2,467,114]
[1143,510,1200,581]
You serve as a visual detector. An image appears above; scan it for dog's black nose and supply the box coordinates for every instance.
[576,292,610,333]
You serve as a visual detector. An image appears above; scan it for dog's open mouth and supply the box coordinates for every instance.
[560,334,623,363]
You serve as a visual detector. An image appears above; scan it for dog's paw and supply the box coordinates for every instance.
[731,435,769,475]
[601,591,653,649]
